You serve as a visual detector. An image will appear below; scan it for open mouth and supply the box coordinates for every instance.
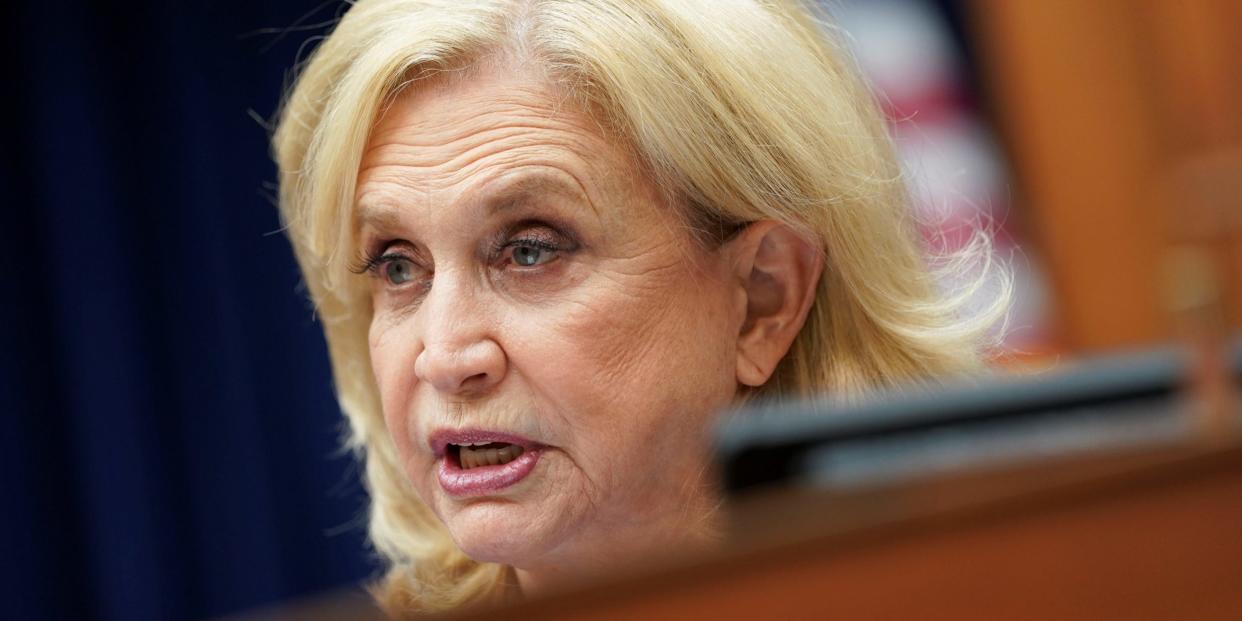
[449,442,526,470]
[430,429,544,496]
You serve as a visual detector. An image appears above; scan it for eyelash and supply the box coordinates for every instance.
[350,235,567,279]
[349,249,406,276]
[492,236,561,262]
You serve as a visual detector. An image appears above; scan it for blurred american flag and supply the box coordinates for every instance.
[832,0,1055,356]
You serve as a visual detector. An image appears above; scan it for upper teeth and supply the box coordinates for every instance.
[458,443,524,469]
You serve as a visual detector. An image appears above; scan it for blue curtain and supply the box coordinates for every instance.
[0,2,377,619]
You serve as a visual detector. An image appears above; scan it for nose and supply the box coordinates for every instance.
[413,281,507,398]
[415,339,506,397]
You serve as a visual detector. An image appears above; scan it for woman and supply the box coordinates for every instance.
[273,0,1005,613]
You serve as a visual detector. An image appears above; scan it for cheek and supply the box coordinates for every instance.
[527,262,738,476]
[579,273,734,400]
[368,318,420,466]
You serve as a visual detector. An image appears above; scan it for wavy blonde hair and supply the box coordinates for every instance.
[273,0,1007,613]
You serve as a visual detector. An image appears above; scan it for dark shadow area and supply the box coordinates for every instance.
[0,2,377,619]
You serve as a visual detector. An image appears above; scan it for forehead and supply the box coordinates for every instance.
[354,64,649,226]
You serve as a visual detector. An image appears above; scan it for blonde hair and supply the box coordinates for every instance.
[272,0,1008,613]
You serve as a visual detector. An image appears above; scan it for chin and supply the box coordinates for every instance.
[442,499,560,565]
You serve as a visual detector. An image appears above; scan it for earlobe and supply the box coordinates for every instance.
[730,221,824,388]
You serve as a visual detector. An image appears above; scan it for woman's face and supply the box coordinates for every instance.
[355,64,745,586]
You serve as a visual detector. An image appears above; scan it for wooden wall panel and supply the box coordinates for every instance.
[970,0,1242,351]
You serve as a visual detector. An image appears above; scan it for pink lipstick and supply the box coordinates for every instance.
[430,429,544,497]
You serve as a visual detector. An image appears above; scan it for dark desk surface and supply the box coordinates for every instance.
[479,439,1242,620]
[231,341,1242,620]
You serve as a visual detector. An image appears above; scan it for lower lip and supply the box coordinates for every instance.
[437,448,542,497]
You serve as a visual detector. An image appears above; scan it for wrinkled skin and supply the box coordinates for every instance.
[355,63,747,592]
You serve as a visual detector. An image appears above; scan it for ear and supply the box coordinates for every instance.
[728,220,825,388]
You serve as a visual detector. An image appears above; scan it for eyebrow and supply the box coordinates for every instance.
[355,171,593,231]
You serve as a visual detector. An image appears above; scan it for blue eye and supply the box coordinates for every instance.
[512,244,551,267]
[384,258,417,284]
[514,244,548,267]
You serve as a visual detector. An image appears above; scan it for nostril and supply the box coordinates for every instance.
[461,372,491,390]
